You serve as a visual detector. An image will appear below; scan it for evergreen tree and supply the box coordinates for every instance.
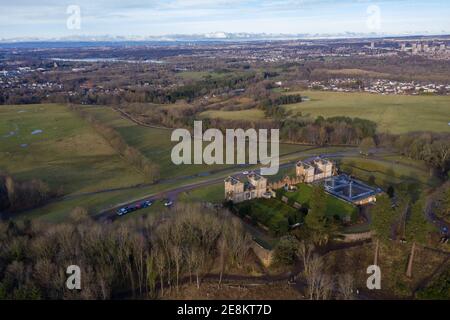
[371,195,394,242]
[405,198,430,278]
[305,185,333,245]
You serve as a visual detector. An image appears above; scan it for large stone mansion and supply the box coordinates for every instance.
[296,158,335,183]
[224,157,380,205]
[225,158,335,203]
[224,172,268,203]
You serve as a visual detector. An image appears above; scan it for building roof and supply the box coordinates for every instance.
[313,158,331,166]
[324,174,383,203]
[224,176,242,185]
[248,172,266,181]
[297,158,332,169]
[296,161,312,169]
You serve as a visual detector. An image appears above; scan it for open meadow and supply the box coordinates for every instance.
[0,104,145,195]
[283,90,450,134]
[82,105,313,177]
[199,108,266,121]
[1,103,314,221]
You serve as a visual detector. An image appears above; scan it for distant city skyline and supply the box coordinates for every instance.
[1,0,450,40]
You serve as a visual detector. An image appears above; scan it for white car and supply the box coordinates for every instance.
[164,200,174,207]
[116,207,129,216]
[242,171,249,175]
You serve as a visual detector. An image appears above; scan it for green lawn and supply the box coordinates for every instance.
[13,171,222,223]
[236,198,302,236]
[281,184,357,220]
[0,104,145,194]
[337,156,436,188]
[283,90,450,134]
[179,183,224,203]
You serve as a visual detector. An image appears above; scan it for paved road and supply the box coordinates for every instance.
[94,150,364,221]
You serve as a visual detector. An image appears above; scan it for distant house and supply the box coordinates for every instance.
[224,172,268,203]
[80,80,94,90]
[296,158,334,183]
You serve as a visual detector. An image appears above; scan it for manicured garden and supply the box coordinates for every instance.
[279,183,358,221]
[235,198,302,236]
[233,182,359,236]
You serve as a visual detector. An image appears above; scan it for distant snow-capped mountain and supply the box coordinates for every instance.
[1,32,449,43]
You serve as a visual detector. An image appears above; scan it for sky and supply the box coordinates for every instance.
[1,0,450,39]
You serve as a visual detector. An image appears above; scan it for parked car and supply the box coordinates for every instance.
[164,200,174,207]
[142,200,153,208]
[116,207,129,216]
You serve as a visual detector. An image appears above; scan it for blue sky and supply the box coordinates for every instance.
[1,0,450,38]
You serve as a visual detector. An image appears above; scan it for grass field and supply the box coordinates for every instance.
[0,103,331,222]
[311,68,390,78]
[179,183,224,203]
[14,169,226,223]
[80,106,311,179]
[280,183,358,220]
[337,156,437,188]
[199,108,266,121]
[236,198,301,236]
[283,90,450,134]
[0,104,145,194]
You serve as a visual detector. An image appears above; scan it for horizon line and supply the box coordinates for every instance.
[2,32,450,44]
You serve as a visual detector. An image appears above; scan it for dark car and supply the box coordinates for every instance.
[141,200,153,208]
[116,207,130,216]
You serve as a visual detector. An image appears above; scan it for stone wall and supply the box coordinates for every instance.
[339,231,373,242]
[250,242,274,267]
[268,175,302,190]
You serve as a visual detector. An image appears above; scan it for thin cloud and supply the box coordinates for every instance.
[0,0,449,38]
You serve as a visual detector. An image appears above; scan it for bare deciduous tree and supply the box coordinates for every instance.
[337,274,354,300]
[304,254,333,300]
[299,241,315,275]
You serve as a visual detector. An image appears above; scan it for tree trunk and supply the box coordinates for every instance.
[160,274,164,297]
[406,242,416,278]
[176,263,179,293]
[374,239,379,266]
